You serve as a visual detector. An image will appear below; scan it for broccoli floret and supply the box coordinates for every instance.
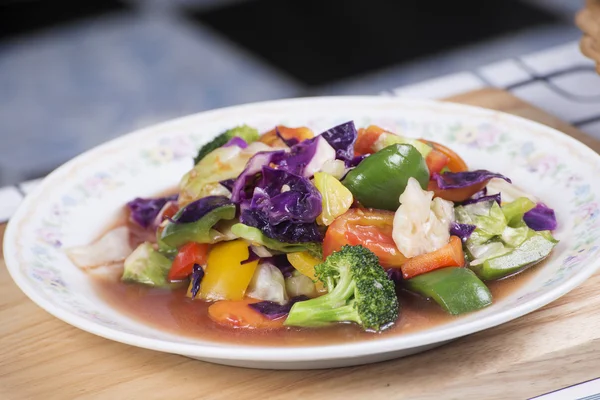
[193,125,260,165]
[284,245,399,332]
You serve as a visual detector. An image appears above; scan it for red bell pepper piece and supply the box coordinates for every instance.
[168,242,210,281]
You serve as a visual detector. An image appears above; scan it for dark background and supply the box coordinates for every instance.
[0,0,581,185]
[1,0,560,86]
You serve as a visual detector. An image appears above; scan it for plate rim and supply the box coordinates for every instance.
[5,95,600,363]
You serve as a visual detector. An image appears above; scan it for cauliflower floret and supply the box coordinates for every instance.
[392,178,455,258]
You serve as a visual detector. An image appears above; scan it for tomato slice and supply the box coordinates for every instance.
[418,140,477,201]
[159,202,179,222]
[420,140,468,173]
[323,208,407,267]
[168,242,210,281]
[355,125,385,156]
[425,149,449,175]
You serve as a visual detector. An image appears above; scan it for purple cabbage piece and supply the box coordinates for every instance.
[231,134,335,204]
[241,207,323,243]
[319,121,357,163]
[241,251,295,276]
[524,203,557,231]
[433,170,511,190]
[471,187,487,200]
[248,295,310,320]
[386,268,403,284]
[274,138,317,175]
[223,136,248,148]
[275,136,335,178]
[230,150,286,203]
[257,167,322,224]
[241,246,261,265]
[174,195,232,224]
[276,127,299,147]
[219,179,235,192]
[450,222,476,242]
[264,254,295,278]
[239,166,324,243]
[189,264,205,299]
[228,132,338,243]
[462,193,501,206]
[348,154,367,168]
[127,194,178,229]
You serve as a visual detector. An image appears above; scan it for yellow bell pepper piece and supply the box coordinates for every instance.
[287,252,327,294]
[197,239,259,301]
[314,172,353,226]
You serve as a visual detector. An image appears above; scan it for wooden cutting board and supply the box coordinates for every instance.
[2,88,599,400]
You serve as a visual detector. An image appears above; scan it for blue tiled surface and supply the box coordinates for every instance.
[317,25,582,96]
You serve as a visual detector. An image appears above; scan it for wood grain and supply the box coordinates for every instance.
[2,89,600,400]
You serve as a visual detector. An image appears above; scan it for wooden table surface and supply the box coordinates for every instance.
[3,88,600,400]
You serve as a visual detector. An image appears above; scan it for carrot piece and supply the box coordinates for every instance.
[208,298,285,329]
[258,126,314,147]
[400,236,465,280]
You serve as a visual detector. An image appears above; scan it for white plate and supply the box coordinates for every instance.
[5,96,600,369]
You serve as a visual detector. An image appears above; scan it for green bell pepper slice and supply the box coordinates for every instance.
[342,144,429,211]
[469,232,557,281]
[405,267,492,315]
[502,197,536,226]
[156,230,178,258]
[160,204,236,248]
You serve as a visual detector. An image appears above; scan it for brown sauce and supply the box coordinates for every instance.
[91,263,540,346]
[96,187,542,346]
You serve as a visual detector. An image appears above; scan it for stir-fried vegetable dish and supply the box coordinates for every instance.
[69,122,558,333]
